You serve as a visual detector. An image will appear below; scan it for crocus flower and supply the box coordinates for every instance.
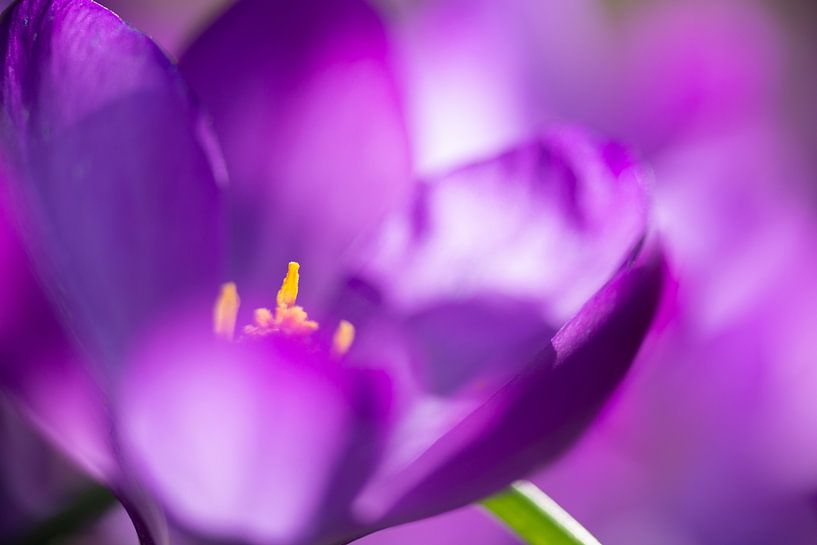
[359,0,817,544]
[0,0,666,544]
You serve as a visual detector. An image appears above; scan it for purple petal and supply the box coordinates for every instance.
[354,505,516,545]
[349,127,649,327]
[354,241,668,527]
[326,129,660,528]
[180,0,412,312]
[620,1,781,150]
[98,0,235,56]
[0,0,224,369]
[0,398,104,538]
[334,128,648,409]
[2,341,115,483]
[0,180,114,481]
[391,0,540,174]
[117,326,388,545]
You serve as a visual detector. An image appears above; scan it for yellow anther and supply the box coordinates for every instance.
[276,261,300,308]
[241,263,319,339]
[222,263,328,343]
[332,320,355,356]
[213,282,240,341]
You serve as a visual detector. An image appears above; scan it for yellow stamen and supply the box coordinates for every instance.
[213,282,240,341]
[276,261,300,308]
[242,262,320,339]
[332,320,355,356]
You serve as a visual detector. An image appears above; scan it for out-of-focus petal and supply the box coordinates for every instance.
[2,345,114,482]
[0,172,114,480]
[0,398,82,536]
[180,0,412,312]
[117,327,388,545]
[354,504,516,545]
[0,0,224,370]
[389,0,539,174]
[320,131,647,518]
[330,130,661,527]
[620,0,782,151]
[394,0,783,165]
[350,127,649,326]
[99,0,235,56]
[352,242,667,526]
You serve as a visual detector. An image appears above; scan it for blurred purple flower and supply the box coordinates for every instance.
[356,0,817,544]
[0,0,666,544]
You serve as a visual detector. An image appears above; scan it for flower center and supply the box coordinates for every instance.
[212,261,354,355]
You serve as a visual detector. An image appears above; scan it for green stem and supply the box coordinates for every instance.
[481,481,602,545]
[7,484,117,545]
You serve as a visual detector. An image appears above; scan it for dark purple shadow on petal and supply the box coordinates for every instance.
[180,0,412,313]
[0,0,224,372]
[324,278,555,398]
[404,297,557,397]
[304,367,393,545]
[355,242,668,528]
